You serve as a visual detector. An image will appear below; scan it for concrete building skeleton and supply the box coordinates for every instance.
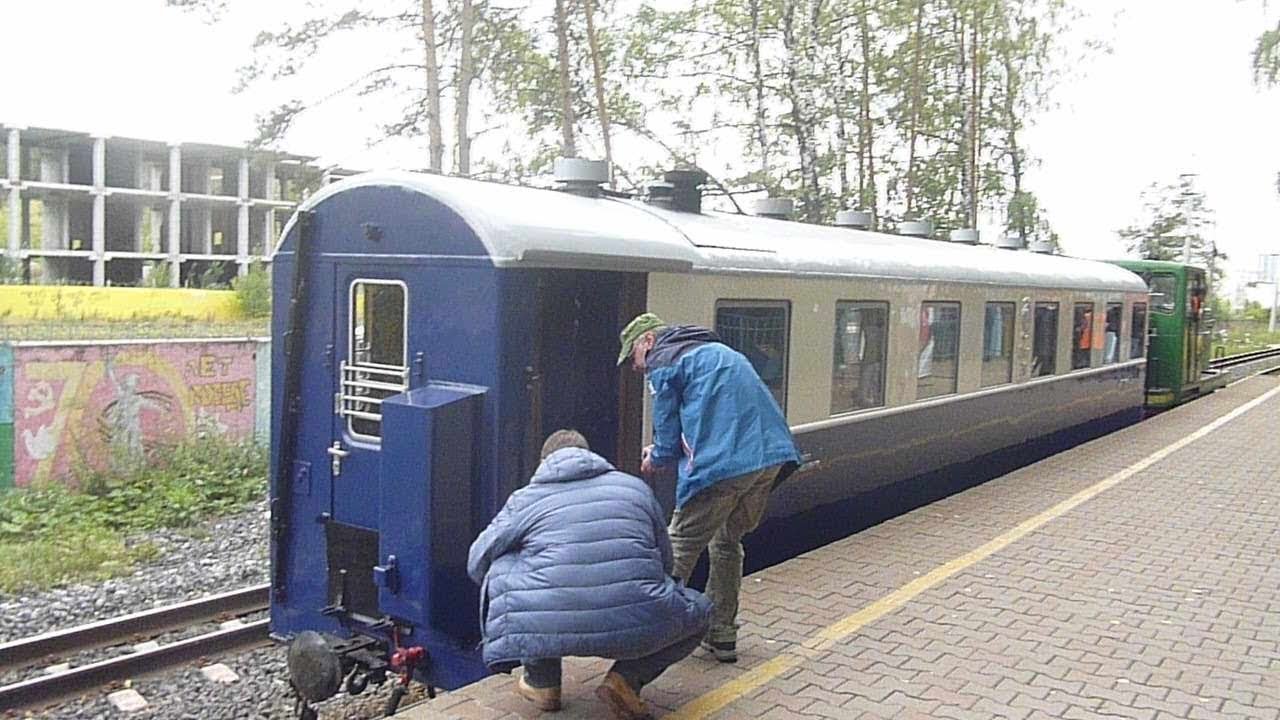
[0,124,314,287]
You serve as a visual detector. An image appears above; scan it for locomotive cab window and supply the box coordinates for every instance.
[715,301,790,411]
[831,301,888,414]
[342,280,408,440]
[917,302,960,399]
[1032,302,1059,377]
[1071,303,1094,370]
[1148,274,1177,315]
[1130,303,1147,359]
[1104,303,1122,364]
[982,302,1015,387]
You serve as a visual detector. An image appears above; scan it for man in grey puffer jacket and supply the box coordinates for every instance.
[468,430,712,719]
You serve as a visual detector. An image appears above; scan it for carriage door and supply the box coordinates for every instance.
[331,273,411,530]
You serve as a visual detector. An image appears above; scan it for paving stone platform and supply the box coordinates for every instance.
[395,375,1280,720]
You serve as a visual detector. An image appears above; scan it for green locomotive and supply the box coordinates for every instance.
[1108,260,1228,409]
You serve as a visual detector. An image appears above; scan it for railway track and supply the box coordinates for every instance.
[1209,345,1280,372]
[0,583,270,712]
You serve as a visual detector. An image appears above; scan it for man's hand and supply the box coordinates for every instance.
[640,444,655,478]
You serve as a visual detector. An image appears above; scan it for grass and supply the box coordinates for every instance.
[1214,322,1280,356]
[0,319,269,342]
[0,438,266,594]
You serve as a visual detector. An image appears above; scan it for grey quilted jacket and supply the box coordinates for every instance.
[467,447,711,669]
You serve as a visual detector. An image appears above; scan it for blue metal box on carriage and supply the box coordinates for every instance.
[269,166,1148,709]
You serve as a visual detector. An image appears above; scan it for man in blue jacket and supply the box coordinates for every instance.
[618,313,801,664]
[468,430,712,719]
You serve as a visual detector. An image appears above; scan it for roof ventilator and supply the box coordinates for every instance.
[553,157,609,198]
[995,234,1024,250]
[645,179,675,209]
[834,209,873,230]
[664,169,707,213]
[1028,237,1055,254]
[752,197,794,220]
[898,220,933,238]
[949,228,979,245]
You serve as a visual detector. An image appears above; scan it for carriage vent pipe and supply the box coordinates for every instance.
[553,158,609,198]
[752,197,794,220]
[995,234,1024,250]
[834,209,873,230]
[949,228,980,245]
[898,220,933,239]
[1028,237,1055,254]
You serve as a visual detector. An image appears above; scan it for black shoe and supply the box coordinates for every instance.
[701,639,737,663]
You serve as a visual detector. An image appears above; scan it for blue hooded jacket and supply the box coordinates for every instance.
[646,325,802,508]
[467,447,711,669]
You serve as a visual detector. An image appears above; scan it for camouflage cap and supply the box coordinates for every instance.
[617,312,666,366]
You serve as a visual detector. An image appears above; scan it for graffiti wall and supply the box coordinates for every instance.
[9,339,267,488]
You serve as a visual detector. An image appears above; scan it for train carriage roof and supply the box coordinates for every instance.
[285,171,1146,293]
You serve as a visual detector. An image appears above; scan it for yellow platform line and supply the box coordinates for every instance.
[668,384,1280,719]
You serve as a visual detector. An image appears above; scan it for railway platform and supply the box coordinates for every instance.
[399,374,1280,720]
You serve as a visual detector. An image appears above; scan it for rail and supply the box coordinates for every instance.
[1208,346,1280,372]
[0,584,270,712]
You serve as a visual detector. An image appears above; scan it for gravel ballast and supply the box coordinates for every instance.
[0,499,462,718]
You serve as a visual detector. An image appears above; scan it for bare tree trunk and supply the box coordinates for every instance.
[582,0,613,185]
[1002,37,1026,240]
[835,33,850,203]
[858,2,876,224]
[421,0,444,172]
[751,0,768,178]
[955,14,968,226]
[455,0,476,175]
[904,0,925,217]
[967,8,981,227]
[782,0,823,222]
[804,0,824,218]
[555,0,578,157]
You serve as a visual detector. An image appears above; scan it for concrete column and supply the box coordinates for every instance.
[237,157,250,275]
[4,129,17,181]
[201,205,213,255]
[167,144,181,287]
[7,130,20,257]
[91,137,106,285]
[261,162,278,260]
[264,163,278,201]
[260,209,275,259]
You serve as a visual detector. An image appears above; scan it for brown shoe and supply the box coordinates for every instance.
[594,672,653,720]
[516,672,562,712]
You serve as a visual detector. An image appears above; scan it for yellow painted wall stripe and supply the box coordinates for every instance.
[0,286,242,322]
[668,383,1280,719]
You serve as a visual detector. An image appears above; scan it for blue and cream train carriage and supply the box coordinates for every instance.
[268,169,1149,709]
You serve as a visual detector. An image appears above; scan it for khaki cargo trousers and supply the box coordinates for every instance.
[668,465,781,644]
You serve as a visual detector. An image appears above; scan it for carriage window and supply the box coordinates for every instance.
[715,301,790,410]
[1072,303,1094,370]
[1104,303,1122,364]
[831,301,888,414]
[917,302,960,399]
[1130,303,1147,359]
[343,280,408,439]
[1148,274,1177,315]
[1032,302,1058,377]
[982,302,1014,387]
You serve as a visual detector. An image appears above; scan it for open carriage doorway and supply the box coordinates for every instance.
[525,270,648,478]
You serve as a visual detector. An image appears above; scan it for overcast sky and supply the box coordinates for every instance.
[6,0,1279,300]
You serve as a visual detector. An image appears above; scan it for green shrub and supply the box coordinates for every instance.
[196,261,231,290]
[232,261,271,318]
[0,255,23,285]
[0,437,266,593]
[144,261,173,288]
